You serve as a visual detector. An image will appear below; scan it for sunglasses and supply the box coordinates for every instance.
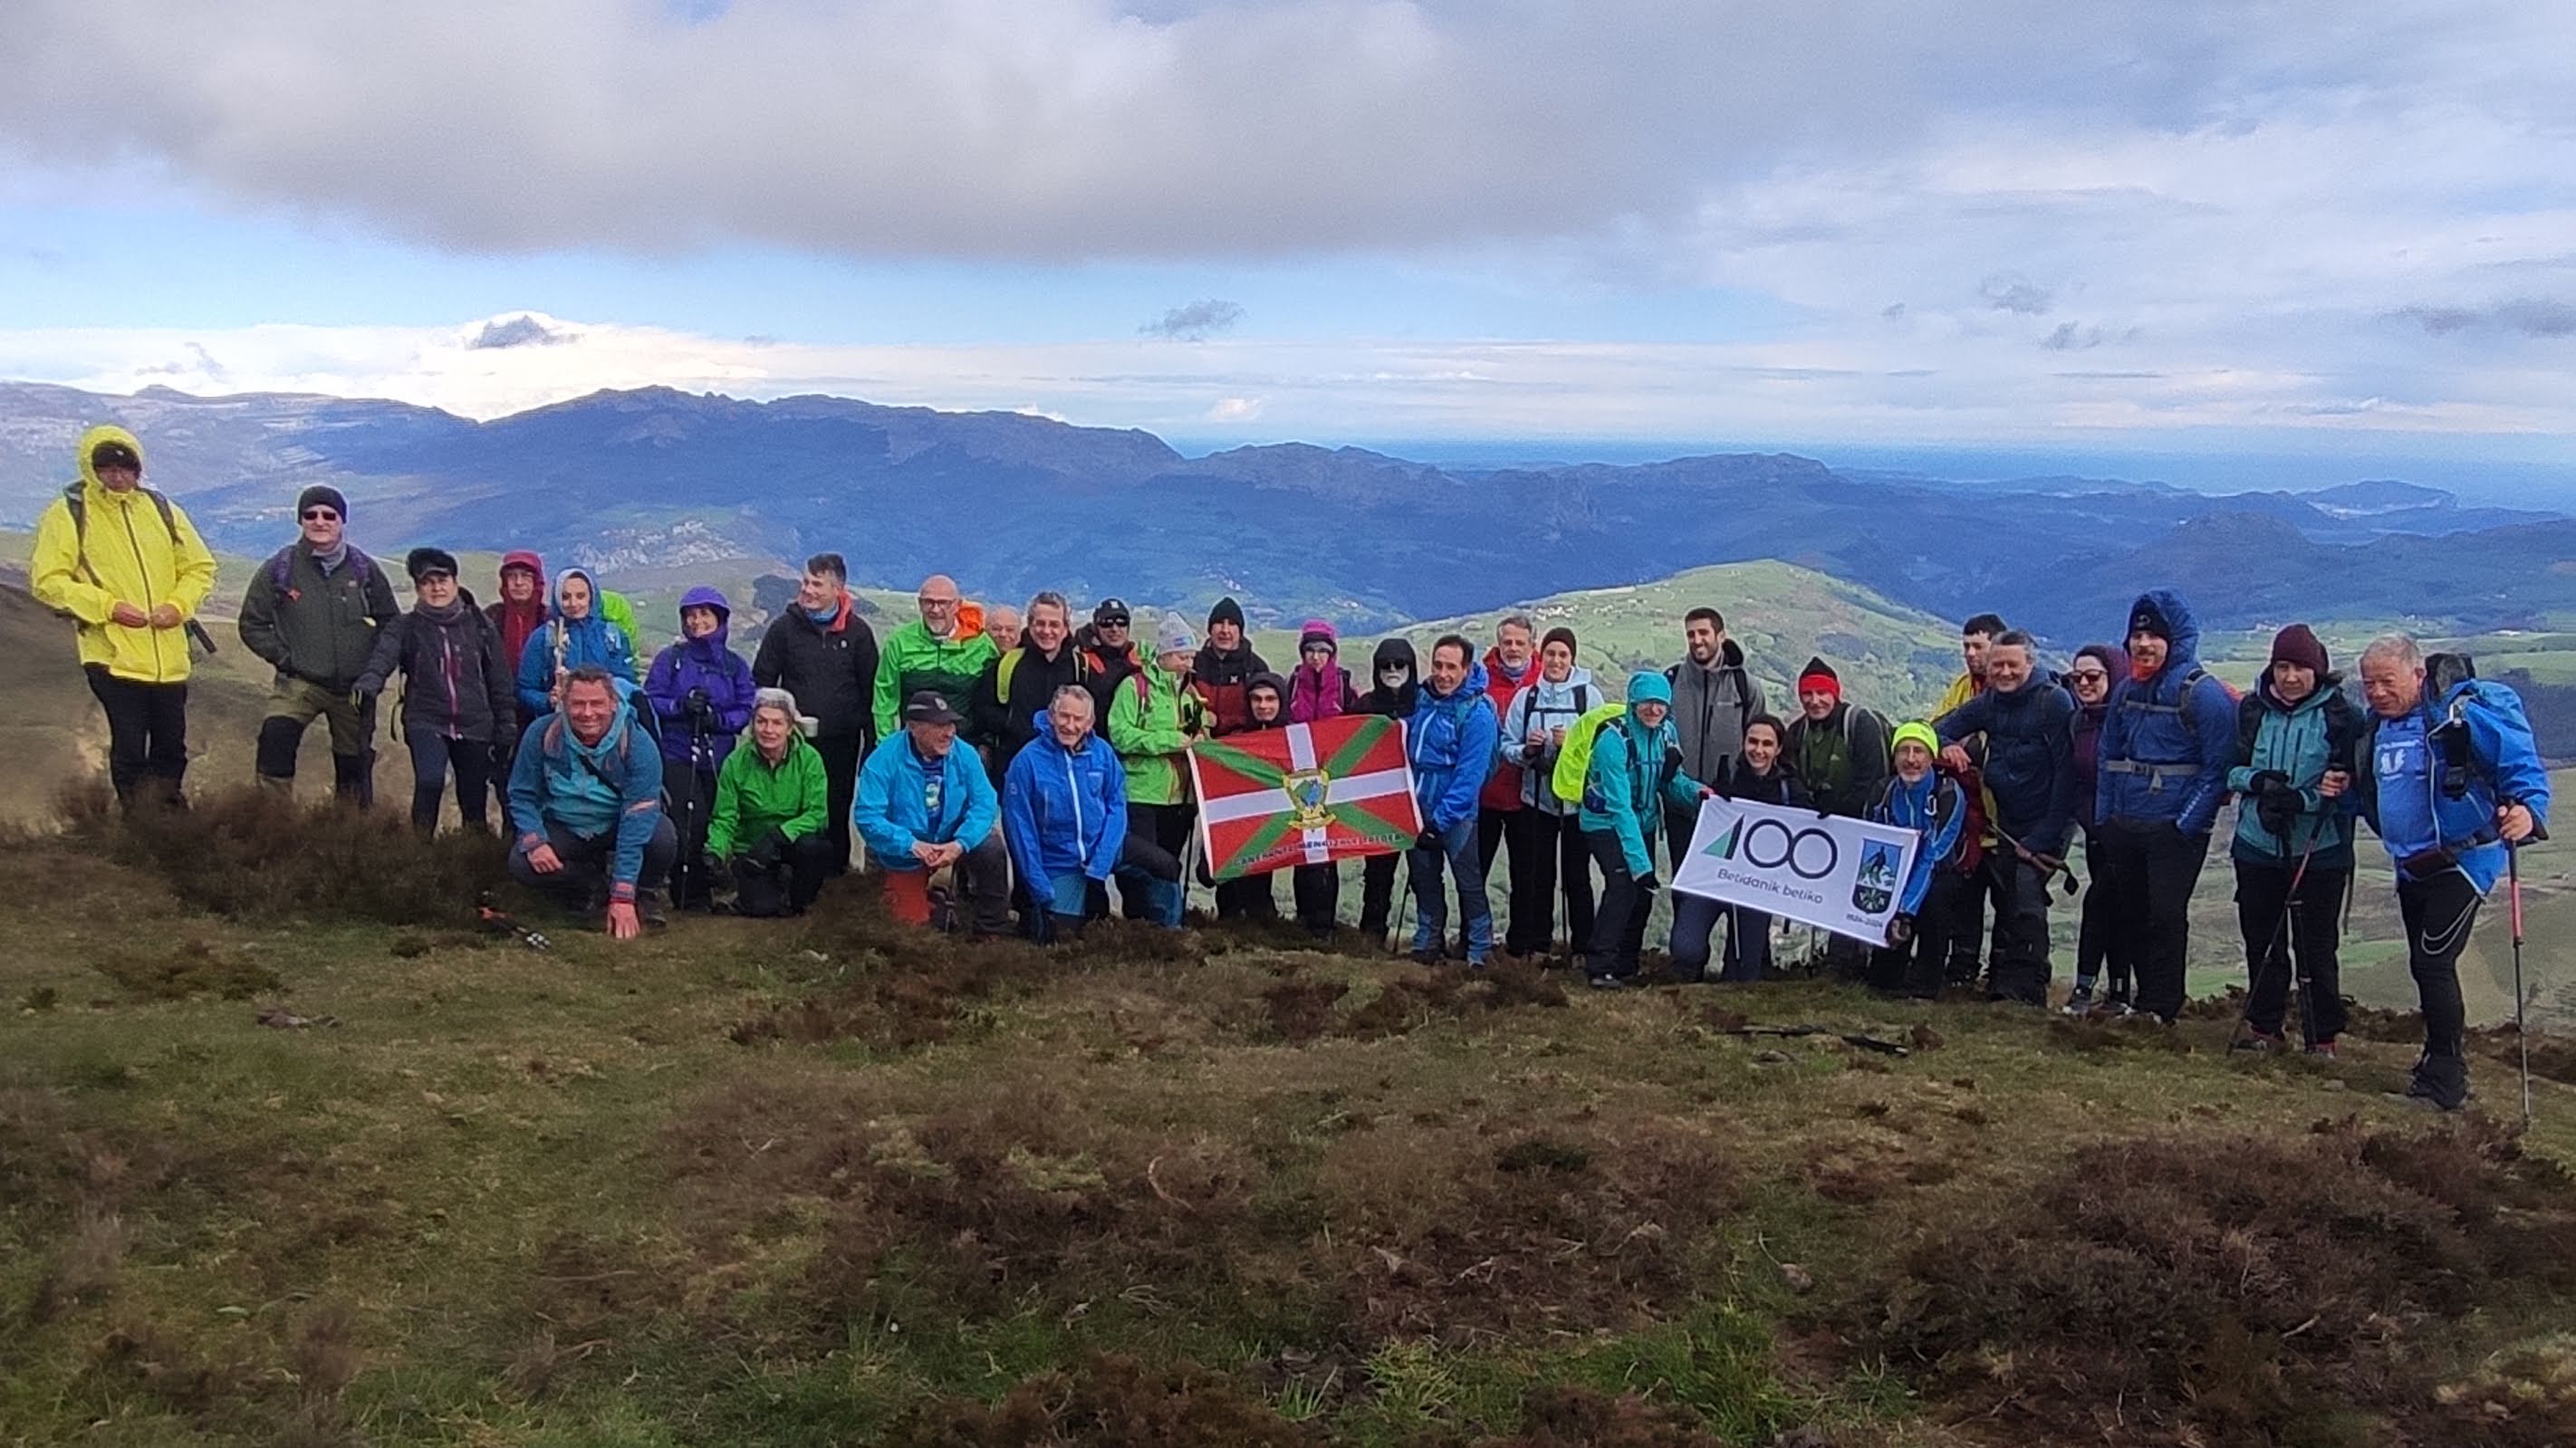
[302,508,341,522]
[2069,669,2110,683]
[1099,617,1131,628]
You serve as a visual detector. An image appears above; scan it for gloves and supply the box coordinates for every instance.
[702,850,727,881]
[2247,769,2300,837]
[1635,869,1659,890]
[1417,829,1442,852]
[746,829,788,868]
[1887,913,1916,948]
[488,737,514,772]
[685,686,715,722]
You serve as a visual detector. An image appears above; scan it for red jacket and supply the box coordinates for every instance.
[1479,648,1538,811]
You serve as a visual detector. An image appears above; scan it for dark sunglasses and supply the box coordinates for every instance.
[1099,616,1131,628]
[302,508,341,522]
[2068,668,2110,682]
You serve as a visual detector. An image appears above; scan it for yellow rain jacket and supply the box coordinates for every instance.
[29,425,219,684]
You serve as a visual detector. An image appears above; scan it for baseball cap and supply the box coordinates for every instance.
[1093,598,1132,627]
[903,689,965,724]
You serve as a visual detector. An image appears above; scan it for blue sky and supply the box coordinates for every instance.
[1,1,2571,495]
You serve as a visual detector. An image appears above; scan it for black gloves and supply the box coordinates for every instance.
[746,828,789,868]
[685,686,715,723]
[2246,770,2300,837]
[1417,829,1442,852]
[1635,870,1660,891]
[1887,913,1916,947]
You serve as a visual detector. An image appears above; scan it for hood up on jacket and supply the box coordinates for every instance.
[1367,638,1419,715]
[2126,590,2203,676]
[1245,671,1290,727]
[554,567,605,624]
[76,424,148,489]
[677,585,734,661]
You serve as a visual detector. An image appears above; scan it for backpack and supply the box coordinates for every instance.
[995,644,1089,703]
[1550,701,1632,806]
[53,481,218,655]
[266,542,375,592]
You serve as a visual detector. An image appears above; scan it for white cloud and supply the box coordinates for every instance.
[3,1,2564,264]
[5,312,2571,453]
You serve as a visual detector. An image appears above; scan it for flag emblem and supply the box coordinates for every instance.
[1189,716,1422,881]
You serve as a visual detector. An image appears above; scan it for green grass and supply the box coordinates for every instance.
[5,808,2575,1447]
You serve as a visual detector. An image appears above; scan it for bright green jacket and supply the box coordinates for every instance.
[1107,661,1206,807]
[599,590,642,653]
[706,734,830,859]
[872,621,1000,741]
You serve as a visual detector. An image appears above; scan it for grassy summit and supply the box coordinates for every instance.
[4,800,2573,1446]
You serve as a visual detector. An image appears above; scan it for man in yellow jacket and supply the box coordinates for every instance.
[30,426,219,809]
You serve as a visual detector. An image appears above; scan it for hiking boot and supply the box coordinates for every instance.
[2304,1039,2339,1060]
[1587,973,1634,991]
[2061,983,2095,1017]
[2406,1055,2470,1112]
[1408,948,1443,967]
[2232,1029,2285,1053]
[636,891,668,929]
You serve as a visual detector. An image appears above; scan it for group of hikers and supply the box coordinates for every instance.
[28,426,2556,1110]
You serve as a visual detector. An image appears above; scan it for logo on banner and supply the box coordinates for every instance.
[1852,840,1899,916]
[1704,815,1840,879]
[1283,768,1332,829]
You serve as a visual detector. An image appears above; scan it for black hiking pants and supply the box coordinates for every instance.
[1869,869,1964,999]
[2398,867,2482,1068]
[1510,810,1594,959]
[2096,818,2210,1021]
[2235,858,2349,1042]
[86,666,188,807]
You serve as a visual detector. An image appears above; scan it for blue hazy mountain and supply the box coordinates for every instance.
[2,380,2566,639]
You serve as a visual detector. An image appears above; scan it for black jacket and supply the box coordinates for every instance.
[1721,758,1810,810]
[1936,680,2076,855]
[751,599,881,744]
[971,642,1092,782]
[356,594,516,745]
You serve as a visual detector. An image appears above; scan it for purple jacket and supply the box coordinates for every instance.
[643,586,758,766]
[2069,641,2129,833]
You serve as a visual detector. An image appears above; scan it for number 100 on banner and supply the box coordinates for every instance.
[1670,796,1919,946]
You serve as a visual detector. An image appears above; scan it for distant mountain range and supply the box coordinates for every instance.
[4,380,2569,643]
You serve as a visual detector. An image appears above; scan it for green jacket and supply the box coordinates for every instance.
[599,590,642,655]
[706,734,830,859]
[237,542,400,689]
[873,620,1001,740]
[1107,661,1206,807]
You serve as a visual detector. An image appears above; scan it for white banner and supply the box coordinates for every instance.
[1671,796,1919,945]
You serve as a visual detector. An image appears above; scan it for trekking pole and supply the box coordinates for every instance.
[685,713,708,911]
[2509,835,2532,1126]
[2238,840,2317,1050]
[1990,823,2081,897]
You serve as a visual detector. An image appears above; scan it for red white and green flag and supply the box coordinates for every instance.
[1188,715,1421,882]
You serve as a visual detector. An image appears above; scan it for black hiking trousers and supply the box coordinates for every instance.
[2096,818,2210,1021]
[2234,858,2349,1042]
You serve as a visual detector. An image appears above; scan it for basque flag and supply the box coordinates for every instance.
[1187,715,1422,882]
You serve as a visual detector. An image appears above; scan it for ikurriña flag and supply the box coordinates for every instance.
[1187,715,1422,882]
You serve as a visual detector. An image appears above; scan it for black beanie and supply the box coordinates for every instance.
[406,547,459,581]
[1541,626,1577,657]
[2128,599,2172,642]
[297,484,349,521]
[1207,596,1245,630]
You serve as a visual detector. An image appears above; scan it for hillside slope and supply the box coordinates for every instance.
[2,830,2571,1447]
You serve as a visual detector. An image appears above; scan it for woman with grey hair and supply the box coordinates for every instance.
[706,686,835,916]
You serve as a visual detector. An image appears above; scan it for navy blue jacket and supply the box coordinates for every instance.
[1939,679,2076,856]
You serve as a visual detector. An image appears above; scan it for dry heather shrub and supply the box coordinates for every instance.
[663,1074,1264,1330]
[91,937,281,1002]
[1316,1111,1735,1343]
[1849,1118,2576,1447]
[1460,1384,1735,1448]
[886,1352,1312,1447]
[59,784,505,926]
[1339,961,1567,1038]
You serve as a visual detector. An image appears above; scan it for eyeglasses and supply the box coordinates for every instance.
[2069,669,2109,683]
[302,508,340,522]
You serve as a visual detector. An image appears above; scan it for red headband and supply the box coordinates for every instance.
[1798,671,1841,701]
